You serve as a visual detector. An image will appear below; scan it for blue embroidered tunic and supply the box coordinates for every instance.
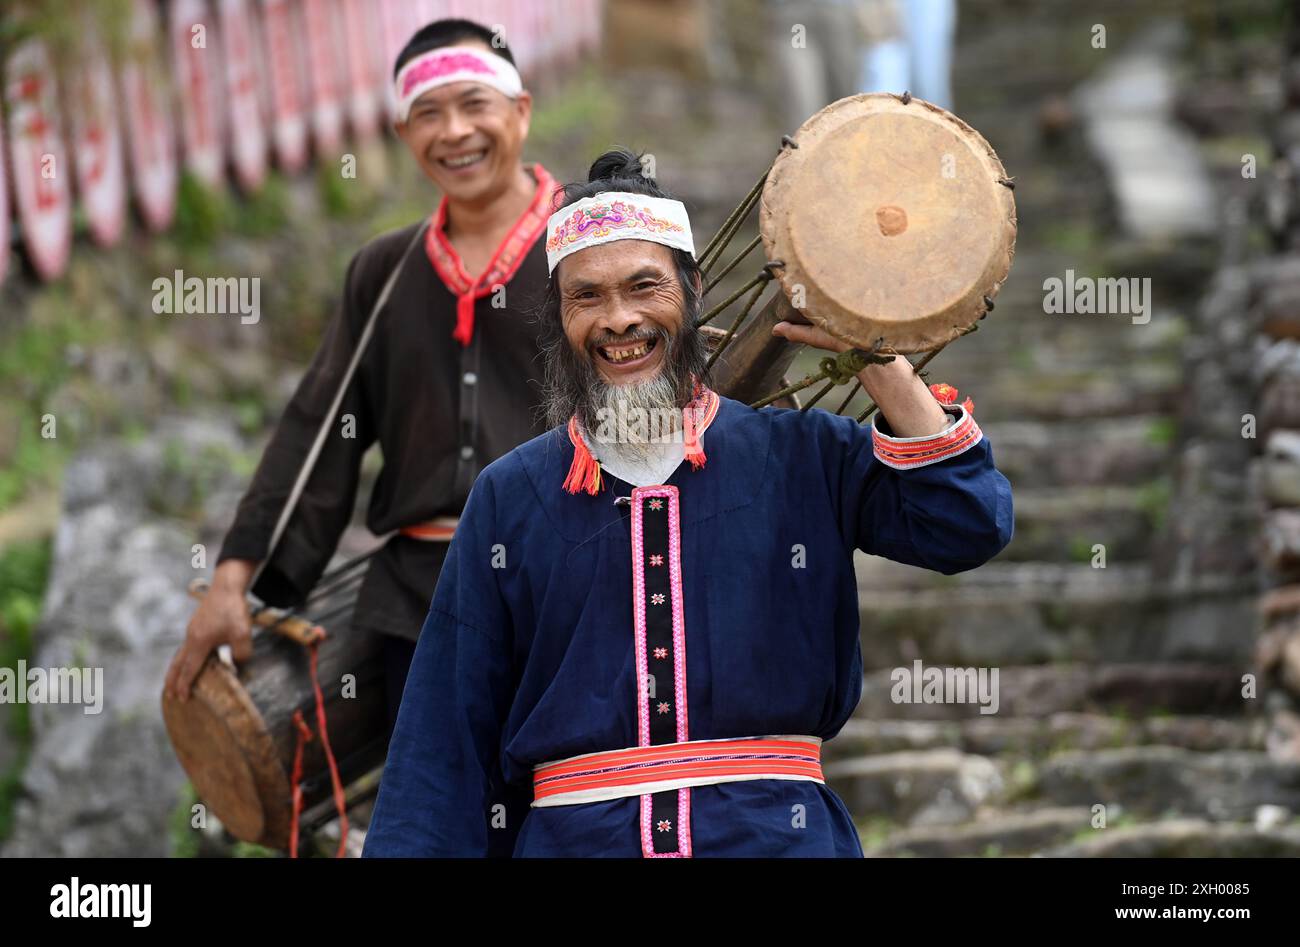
[363,395,1013,857]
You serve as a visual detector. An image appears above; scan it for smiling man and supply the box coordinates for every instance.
[166,19,559,745]
[363,150,1015,858]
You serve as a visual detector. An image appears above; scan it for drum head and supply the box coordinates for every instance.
[161,656,292,848]
[760,94,1017,353]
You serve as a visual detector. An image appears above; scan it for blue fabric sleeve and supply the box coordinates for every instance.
[819,404,1015,574]
[362,473,520,857]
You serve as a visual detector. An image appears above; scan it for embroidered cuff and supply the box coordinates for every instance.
[871,404,983,470]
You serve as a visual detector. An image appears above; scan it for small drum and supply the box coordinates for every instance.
[759,93,1017,354]
[162,580,387,850]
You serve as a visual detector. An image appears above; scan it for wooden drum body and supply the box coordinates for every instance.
[760,93,1017,354]
[162,618,386,850]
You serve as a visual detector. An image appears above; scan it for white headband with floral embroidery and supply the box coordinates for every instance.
[545,192,695,274]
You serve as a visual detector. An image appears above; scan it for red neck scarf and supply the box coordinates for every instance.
[563,382,722,496]
[424,162,558,347]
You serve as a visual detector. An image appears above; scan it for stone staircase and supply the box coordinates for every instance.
[814,6,1290,856]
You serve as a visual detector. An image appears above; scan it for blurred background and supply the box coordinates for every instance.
[0,0,1296,857]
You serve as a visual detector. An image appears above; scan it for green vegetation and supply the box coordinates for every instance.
[1068,535,1097,564]
[1003,759,1039,803]
[1145,417,1178,448]
[0,538,53,843]
[1041,221,1102,257]
[318,160,374,220]
[0,0,132,67]
[174,175,233,253]
[1070,810,1139,844]
[1135,477,1173,534]
[856,815,899,852]
[233,174,293,238]
[232,841,279,858]
[168,784,202,859]
[1041,599,1073,632]
[151,438,258,519]
[0,285,116,511]
[526,67,621,164]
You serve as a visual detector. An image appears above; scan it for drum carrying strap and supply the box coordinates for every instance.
[248,220,429,858]
[249,220,430,591]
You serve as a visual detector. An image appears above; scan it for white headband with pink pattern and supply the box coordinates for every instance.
[395,45,522,121]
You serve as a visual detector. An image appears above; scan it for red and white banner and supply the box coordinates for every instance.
[340,0,382,140]
[68,26,127,248]
[302,0,345,155]
[0,0,605,284]
[219,0,270,191]
[5,40,72,282]
[0,113,9,286]
[171,0,227,189]
[121,0,178,232]
[378,0,420,122]
[260,0,310,172]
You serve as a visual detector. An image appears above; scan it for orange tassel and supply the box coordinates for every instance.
[683,409,706,470]
[564,419,604,495]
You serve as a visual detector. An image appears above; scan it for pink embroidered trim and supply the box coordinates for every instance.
[631,485,692,858]
[871,406,983,470]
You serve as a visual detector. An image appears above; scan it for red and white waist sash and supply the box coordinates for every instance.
[531,735,825,807]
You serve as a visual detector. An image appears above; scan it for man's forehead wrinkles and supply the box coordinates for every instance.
[562,264,672,293]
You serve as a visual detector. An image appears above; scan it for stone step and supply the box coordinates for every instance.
[1039,818,1300,857]
[825,749,1003,827]
[1033,747,1300,821]
[994,485,1161,562]
[969,362,1183,422]
[854,561,1254,667]
[864,805,1092,857]
[976,416,1174,489]
[951,326,1184,380]
[826,713,1266,760]
[851,662,1247,721]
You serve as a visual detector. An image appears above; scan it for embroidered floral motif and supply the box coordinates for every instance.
[656,701,671,715]
[649,554,664,567]
[648,498,664,511]
[545,200,686,255]
[650,593,666,605]
[654,647,668,659]
[656,820,672,833]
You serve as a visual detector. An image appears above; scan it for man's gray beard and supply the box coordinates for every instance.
[543,321,708,462]
[585,371,683,464]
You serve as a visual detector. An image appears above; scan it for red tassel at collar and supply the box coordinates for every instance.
[563,385,721,495]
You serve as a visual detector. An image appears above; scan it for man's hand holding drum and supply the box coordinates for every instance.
[771,320,952,437]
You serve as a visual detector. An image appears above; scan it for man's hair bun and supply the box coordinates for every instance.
[587,148,650,186]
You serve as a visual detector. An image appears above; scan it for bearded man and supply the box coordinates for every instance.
[363,150,1014,858]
